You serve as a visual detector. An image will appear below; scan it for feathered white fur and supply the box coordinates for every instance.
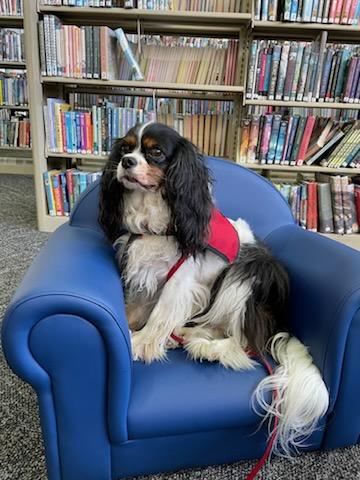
[252,332,329,457]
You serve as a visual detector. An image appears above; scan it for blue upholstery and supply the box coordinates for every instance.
[2,157,360,480]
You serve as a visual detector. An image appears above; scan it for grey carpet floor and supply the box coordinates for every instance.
[0,174,359,480]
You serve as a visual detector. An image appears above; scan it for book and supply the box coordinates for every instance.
[318,182,335,232]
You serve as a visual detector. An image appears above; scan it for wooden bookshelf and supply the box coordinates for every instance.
[24,0,360,236]
[0,13,31,173]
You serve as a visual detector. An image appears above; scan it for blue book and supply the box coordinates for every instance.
[355,0,360,23]
[274,120,288,164]
[319,49,334,101]
[261,0,269,19]
[65,111,72,153]
[334,49,351,100]
[267,115,281,164]
[284,115,300,164]
[75,112,81,153]
[263,48,273,94]
[79,172,88,194]
[290,0,299,20]
[303,0,314,21]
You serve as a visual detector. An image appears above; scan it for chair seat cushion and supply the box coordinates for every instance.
[127,349,271,439]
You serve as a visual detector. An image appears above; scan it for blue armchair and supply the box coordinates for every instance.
[3,157,360,480]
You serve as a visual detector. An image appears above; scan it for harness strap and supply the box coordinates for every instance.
[166,255,189,282]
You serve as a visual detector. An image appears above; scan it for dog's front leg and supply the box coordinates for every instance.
[131,260,200,363]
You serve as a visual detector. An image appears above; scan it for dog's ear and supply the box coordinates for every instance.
[98,139,125,243]
[165,138,213,256]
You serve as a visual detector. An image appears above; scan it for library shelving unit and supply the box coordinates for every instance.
[0,12,32,174]
[25,1,360,249]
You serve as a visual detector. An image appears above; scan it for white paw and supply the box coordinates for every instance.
[185,338,257,371]
[131,331,167,363]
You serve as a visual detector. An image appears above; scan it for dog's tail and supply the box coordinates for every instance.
[252,332,329,457]
[194,235,329,456]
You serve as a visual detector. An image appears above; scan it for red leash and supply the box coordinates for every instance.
[169,336,279,479]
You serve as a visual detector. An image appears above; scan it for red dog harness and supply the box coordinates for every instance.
[167,208,240,282]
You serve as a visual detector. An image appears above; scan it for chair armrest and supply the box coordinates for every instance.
[265,225,360,447]
[2,224,131,479]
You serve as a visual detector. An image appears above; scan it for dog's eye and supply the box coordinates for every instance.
[150,147,162,156]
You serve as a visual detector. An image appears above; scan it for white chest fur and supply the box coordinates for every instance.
[123,189,171,235]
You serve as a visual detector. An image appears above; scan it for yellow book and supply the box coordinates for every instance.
[209,115,217,155]
[54,103,70,153]
[215,115,223,157]
[0,79,3,105]
[204,115,212,155]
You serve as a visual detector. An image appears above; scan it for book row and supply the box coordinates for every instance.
[0,70,27,106]
[45,96,234,157]
[68,92,234,116]
[39,0,242,12]
[43,169,102,217]
[45,98,156,155]
[0,0,23,16]
[246,36,360,103]
[276,174,360,234]
[0,109,30,148]
[239,113,360,168]
[40,16,239,85]
[255,0,360,23]
[0,28,24,62]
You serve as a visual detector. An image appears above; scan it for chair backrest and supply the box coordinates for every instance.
[70,156,294,240]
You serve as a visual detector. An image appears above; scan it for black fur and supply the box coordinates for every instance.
[99,138,126,243]
[164,137,213,256]
[196,241,289,355]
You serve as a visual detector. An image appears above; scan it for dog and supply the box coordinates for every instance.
[99,122,329,456]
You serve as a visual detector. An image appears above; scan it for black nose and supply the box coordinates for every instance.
[122,156,137,169]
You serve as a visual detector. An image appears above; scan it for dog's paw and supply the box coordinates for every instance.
[131,331,167,363]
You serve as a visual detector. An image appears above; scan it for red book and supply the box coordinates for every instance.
[329,0,338,21]
[296,116,316,166]
[51,172,64,216]
[348,0,359,23]
[258,49,267,93]
[306,182,318,231]
[335,0,344,22]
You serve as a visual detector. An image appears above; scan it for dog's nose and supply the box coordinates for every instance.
[122,156,137,169]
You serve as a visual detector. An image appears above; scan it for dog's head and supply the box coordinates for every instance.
[99,123,213,255]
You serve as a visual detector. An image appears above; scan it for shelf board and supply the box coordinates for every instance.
[41,214,69,233]
[47,152,108,161]
[38,6,250,35]
[253,20,360,41]
[0,146,31,152]
[0,15,24,27]
[0,104,29,110]
[0,60,26,69]
[38,6,251,28]
[0,162,33,174]
[42,76,244,94]
[320,233,360,250]
[239,162,360,174]
[245,98,360,110]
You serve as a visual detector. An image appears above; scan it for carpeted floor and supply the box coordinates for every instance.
[1,174,360,480]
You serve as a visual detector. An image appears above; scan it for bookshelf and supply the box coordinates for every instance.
[0,10,32,175]
[23,0,360,250]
